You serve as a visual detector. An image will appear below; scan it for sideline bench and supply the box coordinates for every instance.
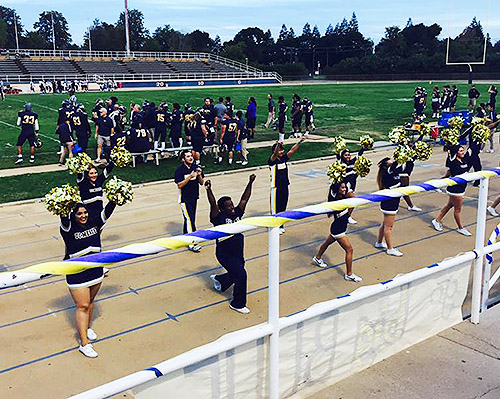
[130,144,219,167]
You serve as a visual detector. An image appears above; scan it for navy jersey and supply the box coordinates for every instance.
[304,101,313,115]
[58,106,74,125]
[202,105,216,126]
[57,122,73,143]
[292,101,303,117]
[131,111,144,128]
[171,110,183,133]
[175,163,202,203]
[381,163,403,189]
[143,106,156,129]
[225,102,234,116]
[268,154,290,188]
[184,109,195,135]
[91,106,101,123]
[77,162,114,210]
[127,127,150,153]
[446,149,472,177]
[154,109,170,131]
[18,110,38,134]
[111,130,129,148]
[60,202,116,259]
[278,102,288,119]
[96,116,114,137]
[210,207,245,258]
[71,111,91,136]
[222,118,239,140]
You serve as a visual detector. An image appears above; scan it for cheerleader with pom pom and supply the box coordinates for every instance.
[312,181,362,282]
[431,145,474,236]
[76,161,114,218]
[375,157,404,257]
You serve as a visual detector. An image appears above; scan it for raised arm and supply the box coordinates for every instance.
[237,174,256,213]
[287,137,305,158]
[204,180,219,220]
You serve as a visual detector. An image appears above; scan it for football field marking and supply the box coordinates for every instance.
[0,120,59,143]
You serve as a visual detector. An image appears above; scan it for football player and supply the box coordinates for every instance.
[15,103,39,165]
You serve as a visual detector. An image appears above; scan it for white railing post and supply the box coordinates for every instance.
[268,226,280,399]
[471,177,489,323]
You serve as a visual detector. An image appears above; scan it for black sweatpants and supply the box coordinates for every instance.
[270,185,289,214]
[180,200,197,233]
[215,250,247,309]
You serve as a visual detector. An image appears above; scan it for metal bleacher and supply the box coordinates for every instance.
[0,49,282,83]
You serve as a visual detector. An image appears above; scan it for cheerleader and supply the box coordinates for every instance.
[337,148,366,224]
[77,162,114,218]
[431,145,473,236]
[60,201,117,358]
[400,157,422,211]
[375,157,404,256]
[312,181,362,282]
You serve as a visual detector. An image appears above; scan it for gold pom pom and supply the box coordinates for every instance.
[65,153,94,174]
[43,184,82,216]
[440,128,460,147]
[447,116,464,130]
[389,126,408,145]
[104,177,134,206]
[471,124,491,144]
[393,145,416,164]
[326,161,347,183]
[353,155,373,178]
[418,123,432,138]
[332,136,347,154]
[359,135,374,150]
[414,141,433,161]
[110,146,132,168]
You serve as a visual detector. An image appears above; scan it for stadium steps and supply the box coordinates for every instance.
[69,60,86,76]
[14,59,28,76]
[119,60,135,75]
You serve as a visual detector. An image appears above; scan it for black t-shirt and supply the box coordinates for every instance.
[175,163,202,202]
[279,102,288,119]
[268,99,275,112]
[96,116,114,137]
[127,127,150,153]
[171,110,183,131]
[211,207,244,257]
[18,110,38,134]
[236,119,247,140]
[268,154,290,187]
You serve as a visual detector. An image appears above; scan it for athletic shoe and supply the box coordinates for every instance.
[486,149,494,153]
[94,158,101,163]
[344,273,362,282]
[241,161,248,166]
[79,343,98,358]
[29,156,35,164]
[210,274,222,292]
[58,162,65,166]
[487,206,499,217]
[312,256,328,268]
[279,226,286,235]
[188,244,201,252]
[386,248,403,257]
[229,304,250,314]
[103,268,110,276]
[87,328,98,341]
[235,160,242,164]
[431,219,443,232]
[407,205,422,212]
[348,217,357,224]
[14,157,23,165]
[374,242,388,249]
[457,228,472,236]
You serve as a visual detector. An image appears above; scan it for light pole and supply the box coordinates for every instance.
[13,12,19,52]
[51,12,56,55]
[124,0,131,55]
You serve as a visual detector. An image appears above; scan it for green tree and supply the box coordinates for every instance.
[152,25,184,51]
[0,6,23,48]
[117,9,149,50]
[0,18,7,47]
[312,25,321,39]
[212,35,222,54]
[184,30,213,52]
[302,23,311,37]
[33,11,72,49]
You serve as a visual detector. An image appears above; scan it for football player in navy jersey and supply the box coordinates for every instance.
[312,181,362,282]
[175,150,204,252]
[184,103,194,144]
[127,126,151,156]
[291,94,303,137]
[56,119,74,166]
[225,96,234,116]
[170,102,184,149]
[303,97,315,135]
[202,97,218,145]
[188,112,208,166]
[15,103,39,165]
[206,174,256,314]
[218,111,238,165]
[277,96,288,142]
[91,99,104,123]
[235,110,248,165]
[154,103,170,150]
[71,105,92,153]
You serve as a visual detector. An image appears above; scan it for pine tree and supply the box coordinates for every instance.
[349,12,359,32]
[279,24,288,41]
[302,22,311,37]
[325,24,334,36]
[312,25,321,38]
[406,18,413,27]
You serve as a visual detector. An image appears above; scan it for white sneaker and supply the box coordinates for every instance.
[241,161,248,166]
[188,244,201,252]
[374,242,388,249]
[94,158,101,163]
[79,343,98,358]
[345,273,363,282]
[431,219,443,231]
[87,328,98,341]
[486,149,494,153]
[279,226,286,235]
[210,274,222,292]
[229,304,250,314]
[487,206,499,217]
[15,157,23,165]
[457,228,472,236]
[348,217,357,224]
[408,205,422,212]
[29,156,35,164]
[312,256,328,268]
[387,248,403,257]
[103,268,110,276]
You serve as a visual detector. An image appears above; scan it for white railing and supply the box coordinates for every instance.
[63,171,499,399]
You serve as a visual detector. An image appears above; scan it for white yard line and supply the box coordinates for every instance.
[0,120,59,143]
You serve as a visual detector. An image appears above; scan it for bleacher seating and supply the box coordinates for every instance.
[75,61,130,75]
[0,59,24,76]
[21,60,80,76]
[126,60,176,75]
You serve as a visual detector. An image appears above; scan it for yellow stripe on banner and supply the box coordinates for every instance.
[21,261,101,275]
[150,237,192,249]
[479,171,499,179]
[394,187,422,196]
[242,216,294,228]
[322,199,354,211]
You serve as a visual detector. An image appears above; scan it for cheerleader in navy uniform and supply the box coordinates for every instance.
[431,145,473,236]
[338,148,366,224]
[312,181,362,282]
[206,174,256,314]
[77,162,114,218]
[375,157,404,256]
[60,201,117,358]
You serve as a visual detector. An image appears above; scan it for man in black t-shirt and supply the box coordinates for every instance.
[205,174,256,314]
[175,150,204,252]
[268,138,304,233]
[94,108,114,163]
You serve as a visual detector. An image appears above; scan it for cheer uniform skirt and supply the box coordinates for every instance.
[446,183,467,197]
[66,267,104,289]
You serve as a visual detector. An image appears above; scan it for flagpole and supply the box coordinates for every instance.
[124,0,131,56]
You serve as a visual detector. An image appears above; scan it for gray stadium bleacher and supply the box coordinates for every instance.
[21,60,80,76]
[75,60,130,75]
[125,60,176,75]
[0,59,24,76]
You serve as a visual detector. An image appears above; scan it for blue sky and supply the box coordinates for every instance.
[2,0,499,46]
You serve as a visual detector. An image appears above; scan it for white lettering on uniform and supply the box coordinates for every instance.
[74,227,98,240]
[184,174,196,181]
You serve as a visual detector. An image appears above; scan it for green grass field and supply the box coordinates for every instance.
[0,81,490,203]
